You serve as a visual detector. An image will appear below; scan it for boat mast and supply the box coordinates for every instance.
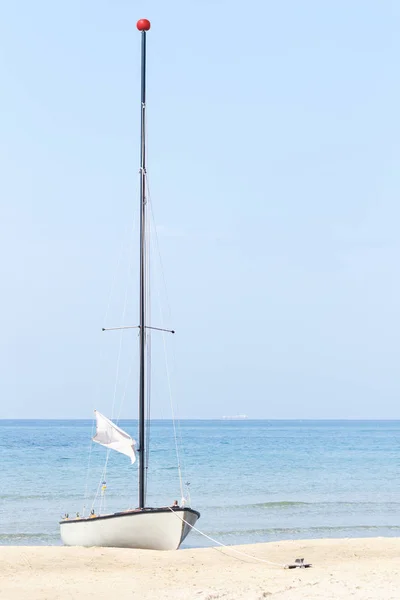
[137,18,151,509]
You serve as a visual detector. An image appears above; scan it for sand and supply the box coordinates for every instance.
[0,538,399,599]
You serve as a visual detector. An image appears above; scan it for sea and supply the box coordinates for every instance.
[1,419,400,547]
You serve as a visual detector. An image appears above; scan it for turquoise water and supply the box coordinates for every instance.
[1,420,400,547]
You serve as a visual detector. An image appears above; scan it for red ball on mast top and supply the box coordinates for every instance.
[137,19,151,31]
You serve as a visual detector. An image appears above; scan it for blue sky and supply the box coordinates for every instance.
[1,0,399,418]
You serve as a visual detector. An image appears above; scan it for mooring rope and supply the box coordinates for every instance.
[167,507,288,568]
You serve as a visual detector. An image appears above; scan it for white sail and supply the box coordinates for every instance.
[92,410,136,464]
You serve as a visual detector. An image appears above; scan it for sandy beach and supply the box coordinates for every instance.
[0,537,399,599]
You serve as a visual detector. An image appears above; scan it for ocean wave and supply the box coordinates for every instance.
[0,533,59,540]
[215,500,400,510]
[239,501,310,508]
[0,494,83,500]
[203,524,400,537]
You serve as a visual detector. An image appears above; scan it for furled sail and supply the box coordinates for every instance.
[92,410,136,464]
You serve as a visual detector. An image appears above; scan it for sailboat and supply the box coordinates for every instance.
[59,18,200,551]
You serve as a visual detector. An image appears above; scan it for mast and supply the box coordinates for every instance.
[137,18,151,509]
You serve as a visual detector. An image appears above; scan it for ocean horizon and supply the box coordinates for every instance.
[1,419,399,547]
[2,418,400,421]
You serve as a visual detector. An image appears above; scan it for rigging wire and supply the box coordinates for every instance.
[144,174,152,501]
[82,418,96,517]
[143,167,190,500]
[82,221,134,515]
[146,175,186,503]
[91,202,138,512]
[96,245,132,500]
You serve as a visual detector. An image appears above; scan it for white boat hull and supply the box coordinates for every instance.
[59,507,200,550]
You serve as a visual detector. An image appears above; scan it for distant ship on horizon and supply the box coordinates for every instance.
[222,414,249,421]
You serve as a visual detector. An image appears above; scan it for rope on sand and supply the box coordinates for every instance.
[168,508,311,569]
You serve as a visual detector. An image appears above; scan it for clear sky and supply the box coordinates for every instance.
[1,0,399,419]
